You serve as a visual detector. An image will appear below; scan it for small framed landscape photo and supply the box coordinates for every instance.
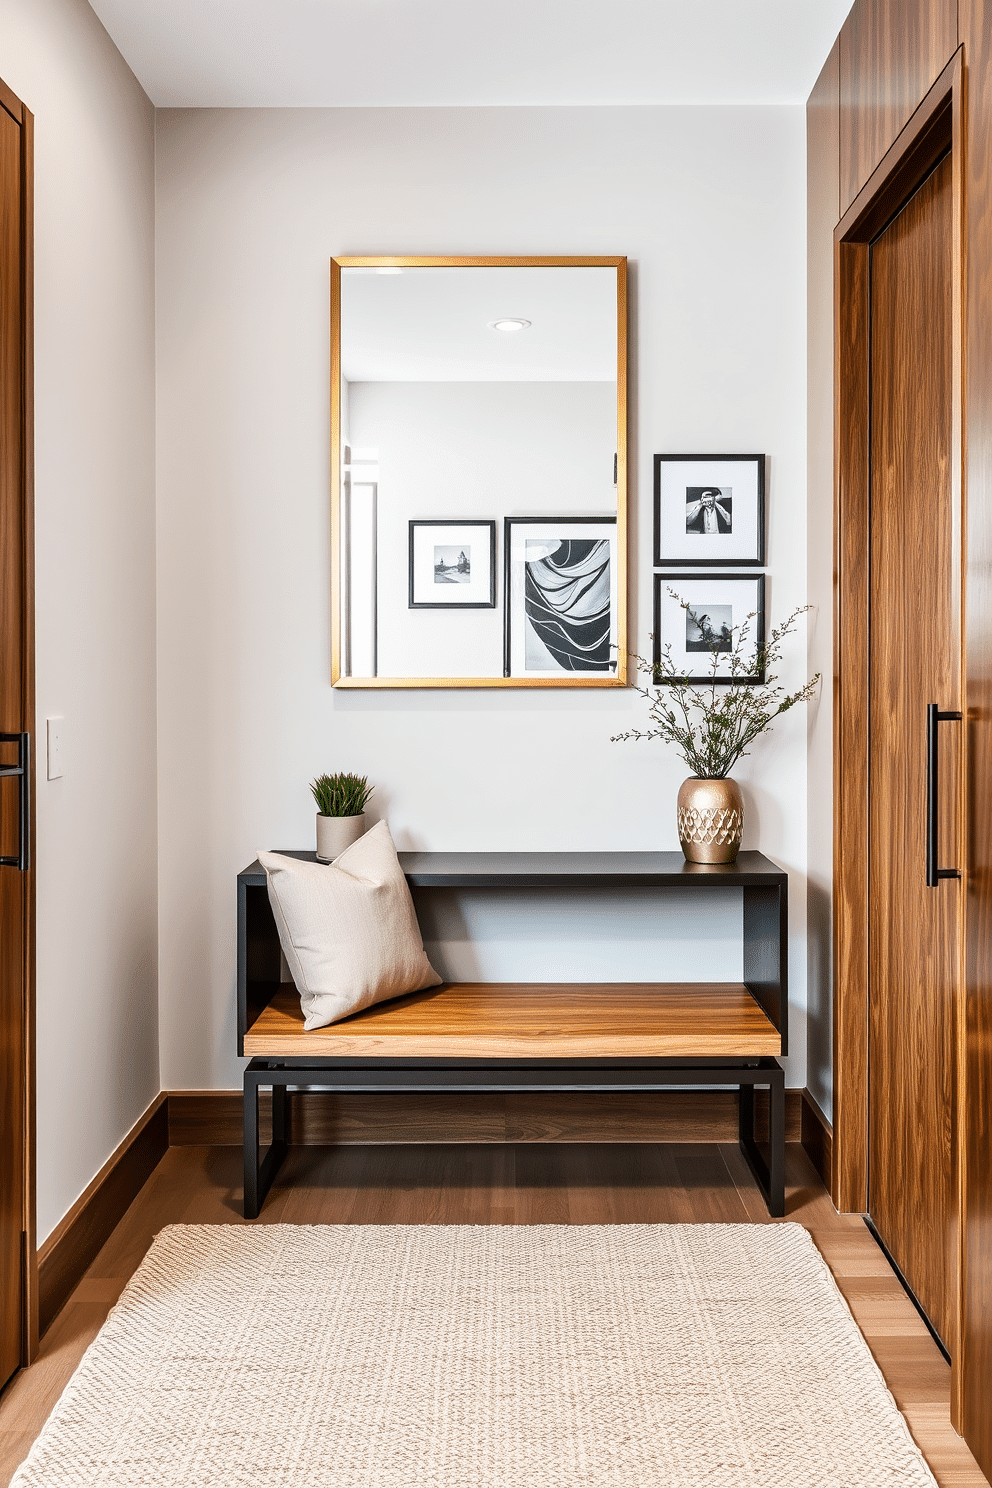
[504,516,618,678]
[654,453,765,567]
[653,572,766,684]
[408,519,497,608]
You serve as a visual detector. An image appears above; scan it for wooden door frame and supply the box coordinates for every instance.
[0,73,37,1366]
[832,46,966,1223]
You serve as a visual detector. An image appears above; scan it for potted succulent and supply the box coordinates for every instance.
[613,595,819,863]
[310,772,375,862]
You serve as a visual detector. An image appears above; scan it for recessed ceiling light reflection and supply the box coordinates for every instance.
[490,318,531,332]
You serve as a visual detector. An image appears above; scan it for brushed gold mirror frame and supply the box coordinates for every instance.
[330,255,628,689]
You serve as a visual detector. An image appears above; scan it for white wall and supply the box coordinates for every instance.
[155,105,809,1092]
[0,0,159,1241]
[349,380,616,677]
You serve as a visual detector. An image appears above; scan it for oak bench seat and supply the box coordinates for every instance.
[244,981,782,1061]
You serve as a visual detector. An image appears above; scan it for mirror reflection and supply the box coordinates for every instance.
[332,258,626,687]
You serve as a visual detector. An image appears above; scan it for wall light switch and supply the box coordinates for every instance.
[46,717,64,780]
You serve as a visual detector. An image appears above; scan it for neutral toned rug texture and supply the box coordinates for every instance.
[13,1223,936,1487]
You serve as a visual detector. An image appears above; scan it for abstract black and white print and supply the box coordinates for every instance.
[524,538,612,671]
[504,517,618,678]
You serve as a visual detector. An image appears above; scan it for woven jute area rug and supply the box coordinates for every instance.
[13,1223,936,1487]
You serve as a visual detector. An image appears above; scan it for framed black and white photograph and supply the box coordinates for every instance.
[653,454,765,567]
[408,520,497,608]
[504,516,618,678]
[653,573,766,684]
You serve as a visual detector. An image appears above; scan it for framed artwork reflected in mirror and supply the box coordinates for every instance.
[503,516,618,679]
[409,520,497,609]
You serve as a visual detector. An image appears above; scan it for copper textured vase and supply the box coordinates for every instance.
[677,777,744,864]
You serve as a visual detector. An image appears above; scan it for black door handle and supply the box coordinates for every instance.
[926,704,960,888]
[0,732,30,871]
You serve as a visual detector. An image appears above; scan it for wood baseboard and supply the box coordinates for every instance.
[168,1088,805,1147]
[37,1094,168,1337]
[800,1090,833,1189]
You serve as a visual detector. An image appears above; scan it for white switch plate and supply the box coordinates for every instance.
[46,717,63,780]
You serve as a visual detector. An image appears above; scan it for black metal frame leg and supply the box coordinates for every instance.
[242,1056,786,1220]
[738,1068,786,1218]
[243,1063,289,1219]
[768,1071,785,1215]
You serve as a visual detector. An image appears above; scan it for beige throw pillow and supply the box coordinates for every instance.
[258,822,442,1030]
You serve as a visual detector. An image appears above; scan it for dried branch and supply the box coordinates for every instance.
[612,594,820,778]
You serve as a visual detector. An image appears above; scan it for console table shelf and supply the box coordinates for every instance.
[237,848,789,1219]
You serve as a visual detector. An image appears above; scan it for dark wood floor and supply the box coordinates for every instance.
[0,1141,988,1487]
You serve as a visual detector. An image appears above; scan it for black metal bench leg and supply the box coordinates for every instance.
[767,1068,786,1219]
[244,1066,289,1219]
[272,1079,288,1145]
[244,1071,260,1220]
[738,1068,786,1218]
[738,1083,755,1149]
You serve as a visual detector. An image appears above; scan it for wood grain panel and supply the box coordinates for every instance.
[243,982,782,1059]
[808,38,840,230]
[839,0,958,214]
[833,235,870,1213]
[18,100,35,1369]
[168,1088,805,1148]
[868,152,958,1351]
[0,112,24,772]
[831,52,962,1228]
[957,0,992,1471]
[0,82,22,125]
[0,89,32,1389]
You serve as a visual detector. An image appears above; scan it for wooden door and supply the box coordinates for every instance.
[0,80,34,1388]
[868,151,958,1350]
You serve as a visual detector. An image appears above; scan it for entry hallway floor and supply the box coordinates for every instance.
[0,1141,988,1487]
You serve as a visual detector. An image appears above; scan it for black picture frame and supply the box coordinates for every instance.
[653,572,767,685]
[503,515,618,678]
[653,453,766,567]
[408,519,497,609]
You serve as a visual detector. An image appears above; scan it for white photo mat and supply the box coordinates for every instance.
[654,454,765,567]
[505,518,618,678]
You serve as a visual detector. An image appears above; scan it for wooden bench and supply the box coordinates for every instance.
[238,850,788,1219]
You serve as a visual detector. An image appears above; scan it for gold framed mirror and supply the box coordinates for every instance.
[330,255,627,688]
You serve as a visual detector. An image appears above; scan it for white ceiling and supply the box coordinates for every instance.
[85,0,855,109]
[341,266,618,382]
